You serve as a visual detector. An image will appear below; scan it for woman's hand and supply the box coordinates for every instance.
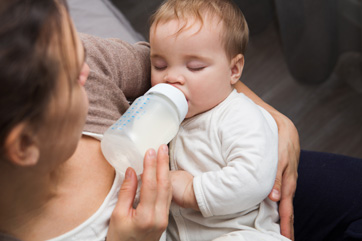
[268,111,300,240]
[107,145,172,241]
[234,81,300,240]
[170,170,199,211]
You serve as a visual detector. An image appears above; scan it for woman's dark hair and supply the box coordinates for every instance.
[0,0,78,155]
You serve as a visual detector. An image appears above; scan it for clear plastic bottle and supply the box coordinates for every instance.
[101,84,188,175]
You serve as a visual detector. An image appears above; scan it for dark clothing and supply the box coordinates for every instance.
[294,150,362,240]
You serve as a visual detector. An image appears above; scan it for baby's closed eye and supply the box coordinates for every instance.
[187,61,207,71]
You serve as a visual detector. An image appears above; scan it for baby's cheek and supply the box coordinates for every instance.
[150,74,162,86]
[150,77,158,86]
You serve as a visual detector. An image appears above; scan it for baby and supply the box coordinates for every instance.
[149,0,290,240]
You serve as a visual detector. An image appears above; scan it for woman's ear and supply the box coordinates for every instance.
[4,123,39,166]
[230,54,244,85]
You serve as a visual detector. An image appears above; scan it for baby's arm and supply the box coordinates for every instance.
[234,81,299,239]
[194,99,278,217]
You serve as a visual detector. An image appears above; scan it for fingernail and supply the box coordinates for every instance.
[148,149,156,158]
[125,167,132,180]
[272,189,280,199]
[162,144,168,153]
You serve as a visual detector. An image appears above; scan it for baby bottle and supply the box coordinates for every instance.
[101,83,188,175]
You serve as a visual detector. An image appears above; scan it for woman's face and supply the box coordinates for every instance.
[36,13,89,170]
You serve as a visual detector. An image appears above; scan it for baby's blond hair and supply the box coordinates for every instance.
[150,0,249,59]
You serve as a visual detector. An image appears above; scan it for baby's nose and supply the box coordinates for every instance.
[164,72,185,84]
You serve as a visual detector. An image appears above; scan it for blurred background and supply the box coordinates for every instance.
[71,0,362,158]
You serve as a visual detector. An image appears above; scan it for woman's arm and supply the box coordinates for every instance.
[234,81,300,240]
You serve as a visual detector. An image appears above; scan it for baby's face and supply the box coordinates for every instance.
[150,15,234,118]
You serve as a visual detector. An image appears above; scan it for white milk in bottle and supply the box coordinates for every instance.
[101,84,188,175]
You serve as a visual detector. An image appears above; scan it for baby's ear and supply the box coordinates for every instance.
[230,54,244,85]
[4,122,39,167]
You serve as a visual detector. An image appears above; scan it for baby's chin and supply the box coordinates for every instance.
[185,109,202,119]
[185,105,216,119]
[185,110,196,119]
[185,114,193,119]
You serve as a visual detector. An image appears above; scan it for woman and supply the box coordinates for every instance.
[0,0,171,240]
[4,1,360,241]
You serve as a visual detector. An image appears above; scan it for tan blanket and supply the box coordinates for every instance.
[80,33,151,134]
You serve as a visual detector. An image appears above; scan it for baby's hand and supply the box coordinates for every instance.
[170,170,199,211]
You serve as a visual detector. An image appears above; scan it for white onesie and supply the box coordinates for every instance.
[167,90,290,241]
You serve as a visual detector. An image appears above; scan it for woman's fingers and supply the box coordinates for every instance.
[269,171,282,202]
[269,116,299,240]
[279,180,296,240]
[114,167,138,217]
[137,146,171,228]
[107,146,171,241]
[279,139,299,240]
[156,145,172,210]
[138,149,158,210]
[154,145,172,230]
[107,167,138,241]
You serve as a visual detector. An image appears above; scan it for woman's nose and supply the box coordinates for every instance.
[79,62,90,86]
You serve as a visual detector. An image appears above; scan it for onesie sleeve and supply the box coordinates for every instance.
[80,33,151,134]
[193,99,279,217]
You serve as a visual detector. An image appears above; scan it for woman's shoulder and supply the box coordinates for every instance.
[49,137,120,240]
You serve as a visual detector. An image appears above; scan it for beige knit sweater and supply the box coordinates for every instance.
[80,33,151,134]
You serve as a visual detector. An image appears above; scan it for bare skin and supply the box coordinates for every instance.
[0,136,114,240]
